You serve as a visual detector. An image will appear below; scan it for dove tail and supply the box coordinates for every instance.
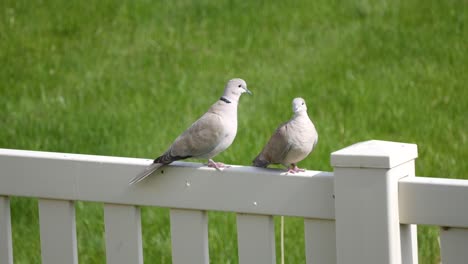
[129,162,164,185]
[252,154,270,168]
[129,152,191,185]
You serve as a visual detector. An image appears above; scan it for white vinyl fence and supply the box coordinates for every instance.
[0,140,467,264]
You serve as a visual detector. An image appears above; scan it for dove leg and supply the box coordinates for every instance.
[292,164,306,172]
[207,159,231,170]
[286,164,297,174]
[287,164,305,174]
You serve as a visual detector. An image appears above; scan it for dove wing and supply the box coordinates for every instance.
[168,112,225,159]
[259,122,291,164]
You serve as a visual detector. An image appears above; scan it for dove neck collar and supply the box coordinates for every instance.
[219,96,232,104]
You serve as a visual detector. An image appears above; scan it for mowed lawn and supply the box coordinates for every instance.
[1,0,466,263]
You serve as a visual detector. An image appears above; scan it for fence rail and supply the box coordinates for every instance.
[1,140,467,264]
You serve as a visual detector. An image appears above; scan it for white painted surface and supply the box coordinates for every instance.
[400,224,418,264]
[331,140,418,169]
[304,219,336,264]
[170,209,209,264]
[0,148,334,219]
[334,166,404,264]
[399,159,419,264]
[0,196,13,264]
[332,140,418,264]
[399,177,468,228]
[38,199,78,264]
[440,227,468,264]
[1,141,467,263]
[104,204,143,264]
[236,213,276,264]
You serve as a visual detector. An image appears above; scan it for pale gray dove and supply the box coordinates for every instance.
[253,97,318,173]
[129,78,252,184]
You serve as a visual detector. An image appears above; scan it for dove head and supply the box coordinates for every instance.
[292,97,307,114]
[223,78,252,101]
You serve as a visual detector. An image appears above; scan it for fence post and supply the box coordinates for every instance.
[331,140,418,264]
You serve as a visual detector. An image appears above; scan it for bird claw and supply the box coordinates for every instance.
[286,165,305,174]
[207,159,230,171]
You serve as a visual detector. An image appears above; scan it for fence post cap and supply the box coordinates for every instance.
[331,140,418,169]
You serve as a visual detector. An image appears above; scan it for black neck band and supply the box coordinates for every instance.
[219,96,231,104]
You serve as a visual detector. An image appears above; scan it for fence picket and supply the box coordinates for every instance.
[0,196,13,264]
[38,199,78,264]
[400,224,419,264]
[104,204,143,264]
[304,219,336,264]
[236,213,276,264]
[440,227,468,264]
[170,209,209,264]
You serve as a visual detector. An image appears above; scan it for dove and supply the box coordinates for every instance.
[253,97,318,173]
[129,78,252,184]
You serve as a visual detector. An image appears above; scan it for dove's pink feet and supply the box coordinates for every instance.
[208,159,230,171]
[287,164,306,174]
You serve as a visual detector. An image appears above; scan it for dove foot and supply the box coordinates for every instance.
[207,159,230,171]
[287,164,305,174]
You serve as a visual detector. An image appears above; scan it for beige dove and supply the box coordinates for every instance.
[253,97,318,173]
[129,78,251,184]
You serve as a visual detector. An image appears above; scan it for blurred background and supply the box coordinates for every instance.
[1,0,466,263]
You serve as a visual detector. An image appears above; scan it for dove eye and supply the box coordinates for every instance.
[302,102,305,105]
[238,84,242,88]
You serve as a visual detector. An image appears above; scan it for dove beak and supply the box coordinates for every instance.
[245,88,252,95]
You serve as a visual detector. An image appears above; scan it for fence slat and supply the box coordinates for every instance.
[304,219,336,264]
[0,196,13,264]
[170,209,209,264]
[439,227,468,264]
[104,204,143,264]
[38,199,78,264]
[236,213,275,264]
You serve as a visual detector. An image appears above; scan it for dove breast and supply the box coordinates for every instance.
[200,101,238,158]
[281,115,317,166]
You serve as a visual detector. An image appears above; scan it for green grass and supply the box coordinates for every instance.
[1,0,466,263]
